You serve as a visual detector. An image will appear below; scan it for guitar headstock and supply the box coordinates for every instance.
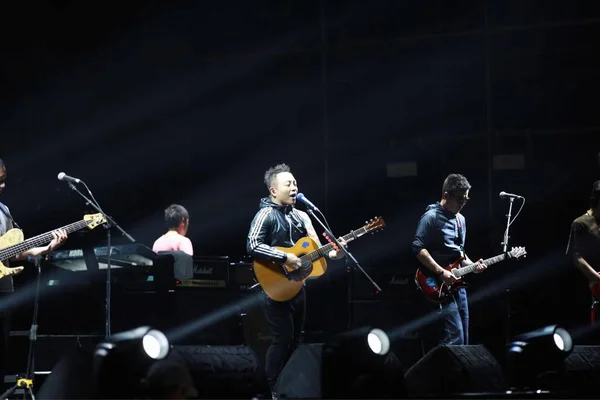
[508,246,527,260]
[364,217,386,233]
[84,213,107,230]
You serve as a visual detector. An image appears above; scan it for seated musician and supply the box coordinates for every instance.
[152,204,193,256]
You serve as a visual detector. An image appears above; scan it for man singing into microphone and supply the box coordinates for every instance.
[246,163,343,399]
[412,173,486,350]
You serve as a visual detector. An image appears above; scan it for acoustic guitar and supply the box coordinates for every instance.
[414,246,527,303]
[253,217,385,302]
[0,213,107,280]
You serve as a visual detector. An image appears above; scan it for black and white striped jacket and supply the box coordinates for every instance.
[246,197,309,263]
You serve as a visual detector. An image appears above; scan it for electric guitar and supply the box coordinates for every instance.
[0,213,107,280]
[414,246,527,303]
[253,217,386,302]
[592,283,600,301]
[590,283,600,324]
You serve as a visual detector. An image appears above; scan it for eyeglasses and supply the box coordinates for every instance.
[450,193,470,204]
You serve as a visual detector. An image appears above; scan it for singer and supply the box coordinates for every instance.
[412,173,486,350]
[566,180,600,325]
[246,163,343,399]
[0,158,68,384]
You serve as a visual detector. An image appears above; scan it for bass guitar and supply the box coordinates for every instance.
[0,213,107,280]
[253,217,385,302]
[414,246,527,303]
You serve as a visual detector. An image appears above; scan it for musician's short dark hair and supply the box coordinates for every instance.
[164,204,189,229]
[264,163,291,190]
[0,158,5,169]
[591,180,600,209]
[442,174,471,196]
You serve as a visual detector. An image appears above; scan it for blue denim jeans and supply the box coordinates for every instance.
[439,287,469,345]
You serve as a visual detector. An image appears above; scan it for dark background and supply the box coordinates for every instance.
[1,0,599,369]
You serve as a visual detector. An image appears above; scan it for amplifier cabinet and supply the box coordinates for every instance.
[178,256,230,289]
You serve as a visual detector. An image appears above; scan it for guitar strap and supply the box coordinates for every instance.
[0,202,21,230]
[456,215,465,257]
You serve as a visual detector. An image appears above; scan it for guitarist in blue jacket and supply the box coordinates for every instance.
[412,173,486,349]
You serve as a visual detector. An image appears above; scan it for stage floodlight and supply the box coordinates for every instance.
[321,327,403,398]
[94,326,170,398]
[367,328,391,356]
[506,325,573,390]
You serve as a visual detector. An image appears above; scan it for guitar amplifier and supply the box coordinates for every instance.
[229,261,258,291]
[177,256,230,289]
[351,267,420,300]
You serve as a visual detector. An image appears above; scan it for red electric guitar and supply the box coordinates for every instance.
[590,283,600,324]
[415,246,527,303]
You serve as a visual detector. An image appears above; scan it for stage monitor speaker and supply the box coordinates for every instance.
[561,345,600,396]
[173,345,269,399]
[241,303,271,368]
[404,344,507,397]
[276,343,324,399]
[36,341,97,399]
[6,333,102,376]
[276,343,406,399]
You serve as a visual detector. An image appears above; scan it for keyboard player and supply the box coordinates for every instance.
[152,204,193,256]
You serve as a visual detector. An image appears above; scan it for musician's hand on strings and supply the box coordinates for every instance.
[474,258,486,274]
[329,238,346,260]
[440,269,458,286]
[285,253,302,270]
[46,229,68,254]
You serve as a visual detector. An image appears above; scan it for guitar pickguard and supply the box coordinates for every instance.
[279,255,313,282]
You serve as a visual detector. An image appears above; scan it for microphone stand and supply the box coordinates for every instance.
[67,182,135,338]
[304,207,382,330]
[501,197,515,345]
[501,197,515,253]
[0,256,44,400]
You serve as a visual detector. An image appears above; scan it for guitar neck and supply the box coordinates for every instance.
[302,227,367,262]
[454,253,507,278]
[0,219,90,262]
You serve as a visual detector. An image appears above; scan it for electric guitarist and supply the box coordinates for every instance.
[567,180,600,325]
[246,163,343,397]
[412,174,486,348]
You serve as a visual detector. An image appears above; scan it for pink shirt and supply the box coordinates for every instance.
[152,233,194,256]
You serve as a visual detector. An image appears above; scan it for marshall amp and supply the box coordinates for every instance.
[177,256,230,289]
[351,267,418,300]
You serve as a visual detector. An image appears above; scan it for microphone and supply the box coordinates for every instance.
[296,193,320,211]
[57,172,82,184]
[499,191,524,199]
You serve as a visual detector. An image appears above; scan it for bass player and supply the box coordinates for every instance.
[412,173,486,348]
[246,163,343,399]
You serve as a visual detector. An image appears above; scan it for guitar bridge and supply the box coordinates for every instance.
[280,265,293,281]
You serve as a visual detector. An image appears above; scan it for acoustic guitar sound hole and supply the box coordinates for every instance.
[285,255,312,282]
